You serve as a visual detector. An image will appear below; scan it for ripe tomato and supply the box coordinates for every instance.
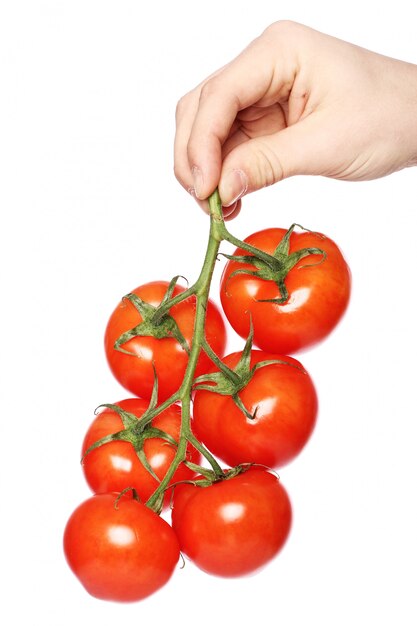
[171,467,292,577]
[63,492,179,602]
[220,227,351,354]
[192,350,318,468]
[82,398,201,506]
[105,281,226,400]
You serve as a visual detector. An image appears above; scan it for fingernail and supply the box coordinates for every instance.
[188,186,210,214]
[221,169,248,207]
[222,200,239,220]
[192,166,204,199]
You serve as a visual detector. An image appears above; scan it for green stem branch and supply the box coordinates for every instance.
[218,223,276,265]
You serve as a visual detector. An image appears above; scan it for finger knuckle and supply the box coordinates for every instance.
[199,77,219,102]
[175,95,188,121]
[263,20,304,40]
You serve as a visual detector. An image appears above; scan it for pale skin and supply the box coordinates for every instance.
[174,21,417,218]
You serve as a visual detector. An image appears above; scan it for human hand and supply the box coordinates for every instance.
[174,21,417,216]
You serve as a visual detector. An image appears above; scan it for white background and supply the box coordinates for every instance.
[1,1,416,624]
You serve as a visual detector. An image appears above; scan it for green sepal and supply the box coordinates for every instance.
[232,393,258,421]
[178,463,253,488]
[94,403,140,429]
[183,461,218,481]
[114,487,141,509]
[113,276,190,356]
[81,371,178,481]
[191,370,238,395]
[139,426,178,448]
[188,478,216,488]
[81,428,133,464]
[223,223,326,304]
[130,426,178,483]
[194,320,299,420]
[134,448,160,482]
[156,275,189,315]
[82,420,178,481]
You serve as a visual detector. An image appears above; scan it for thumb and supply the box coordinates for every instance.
[218,114,329,206]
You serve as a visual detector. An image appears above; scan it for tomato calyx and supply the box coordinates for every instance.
[194,322,298,420]
[173,463,253,491]
[222,223,326,304]
[114,486,141,508]
[82,379,179,484]
[114,275,191,356]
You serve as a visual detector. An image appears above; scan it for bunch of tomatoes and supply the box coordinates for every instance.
[63,199,351,603]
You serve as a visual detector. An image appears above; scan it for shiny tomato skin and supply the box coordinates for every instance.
[192,350,318,468]
[105,281,227,401]
[63,493,180,602]
[171,468,292,577]
[220,228,351,354]
[82,398,200,506]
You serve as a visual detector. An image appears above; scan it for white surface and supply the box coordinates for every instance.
[1,1,416,624]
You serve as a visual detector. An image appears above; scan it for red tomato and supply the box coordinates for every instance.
[220,227,351,354]
[192,350,318,468]
[171,467,292,577]
[82,398,201,506]
[105,281,227,400]
[63,492,179,602]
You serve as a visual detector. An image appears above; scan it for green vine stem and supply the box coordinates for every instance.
[146,190,227,511]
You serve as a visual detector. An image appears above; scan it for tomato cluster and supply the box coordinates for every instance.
[63,222,351,603]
